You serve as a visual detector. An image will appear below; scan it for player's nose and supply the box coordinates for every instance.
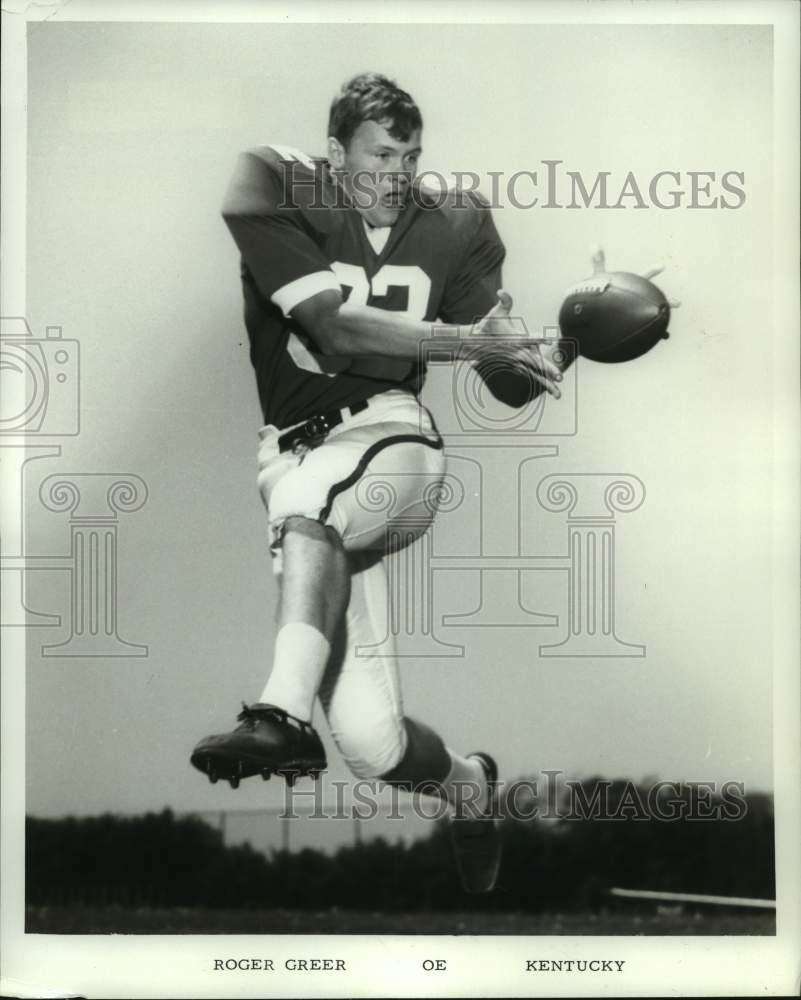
[388,170,411,193]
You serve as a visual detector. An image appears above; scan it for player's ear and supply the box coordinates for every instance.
[327,136,346,170]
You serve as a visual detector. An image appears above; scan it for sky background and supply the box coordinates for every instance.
[19,21,774,851]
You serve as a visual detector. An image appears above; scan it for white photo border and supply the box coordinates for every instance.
[1,1,799,998]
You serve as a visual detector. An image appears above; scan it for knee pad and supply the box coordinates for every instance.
[378,717,450,792]
[327,700,407,780]
[339,726,407,780]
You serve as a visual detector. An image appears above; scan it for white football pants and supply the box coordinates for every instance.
[256,388,447,777]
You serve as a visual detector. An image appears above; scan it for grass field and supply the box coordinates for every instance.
[26,905,776,935]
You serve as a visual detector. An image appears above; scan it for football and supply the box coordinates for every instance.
[558,270,671,363]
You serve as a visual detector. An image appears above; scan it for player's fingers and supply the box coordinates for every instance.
[514,343,563,383]
[642,265,664,280]
[530,369,561,398]
[537,351,563,383]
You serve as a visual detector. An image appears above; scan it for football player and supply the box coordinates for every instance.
[190,73,563,893]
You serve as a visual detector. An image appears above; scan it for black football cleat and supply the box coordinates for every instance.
[449,752,502,894]
[190,703,326,787]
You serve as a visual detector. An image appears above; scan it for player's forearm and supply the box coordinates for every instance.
[318,302,470,360]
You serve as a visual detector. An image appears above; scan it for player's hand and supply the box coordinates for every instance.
[475,290,563,399]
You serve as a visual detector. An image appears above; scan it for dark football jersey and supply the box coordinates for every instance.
[222,144,506,427]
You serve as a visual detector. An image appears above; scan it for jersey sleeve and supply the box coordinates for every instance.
[437,203,506,326]
[221,149,341,316]
[438,202,544,407]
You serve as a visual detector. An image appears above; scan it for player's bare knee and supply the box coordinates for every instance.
[283,514,324,537]
[283,516,345,551]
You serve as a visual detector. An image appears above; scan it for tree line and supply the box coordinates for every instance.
[26,777,774,911]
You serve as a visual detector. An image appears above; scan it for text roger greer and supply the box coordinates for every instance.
[214,958,345,972]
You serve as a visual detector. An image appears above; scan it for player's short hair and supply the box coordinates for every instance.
[328,73,423,148]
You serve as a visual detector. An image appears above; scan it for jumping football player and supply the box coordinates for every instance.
[191,73,563,893]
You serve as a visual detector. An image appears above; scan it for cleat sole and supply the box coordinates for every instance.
[191,748,326,785]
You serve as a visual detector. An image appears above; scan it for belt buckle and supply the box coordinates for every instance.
[293,414,330,453]
[305,415,329,439]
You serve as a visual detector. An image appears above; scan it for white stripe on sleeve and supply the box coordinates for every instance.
[270,271,342,317]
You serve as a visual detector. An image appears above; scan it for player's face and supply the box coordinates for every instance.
[330,120,422,227]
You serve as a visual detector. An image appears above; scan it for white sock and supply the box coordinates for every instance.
[441,750,489,816]
[258,622,331,723]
